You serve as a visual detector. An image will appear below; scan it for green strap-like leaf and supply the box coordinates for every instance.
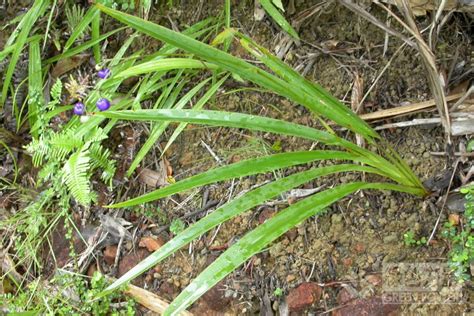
[114,58,218,79]
[161,75,229,155]
[107,150,369,208]
[45,27,126,64]
[63,6,99,51]
[165,181,422,315]
[28,38,43,139]
[95,109,409,184]
[97,109,350,146]
[127,77,212,176]
[97,164,383,298]
[1,0,48,106]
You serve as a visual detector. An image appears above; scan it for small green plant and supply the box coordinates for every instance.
[273,287,283,297]
[1,271,135,315]
[403,231,427,247]
[441,186,474,282]
[170,218,186,235]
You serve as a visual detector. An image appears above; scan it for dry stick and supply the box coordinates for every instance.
[372,114,474,136]
[107,277,194,316]
[359,92,463,121]
[450,85,474,112]
[428,0,447,49]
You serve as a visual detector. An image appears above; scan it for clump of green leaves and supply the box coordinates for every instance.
[442,186,474,282]
[170,218,186,235]
[25,79,116,206]
[273,287,283,297]
[403,231,427,247]
[1,272,135,315]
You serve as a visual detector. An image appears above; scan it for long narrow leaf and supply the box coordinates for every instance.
[97,164,383,298]
[127,77,212,176]
[114,58,218,79]
[1,0,48,106]
[64,6,99,51]
[28,38,43,139]
[166,181,422,314]
[96,109,352,147]
[258,0,299,39]
[94,4,377,139]
[45,27,126,64]
[162,75,229,155]
[91,11,101,63]
[94,109,409,184]
[107,150,370,208]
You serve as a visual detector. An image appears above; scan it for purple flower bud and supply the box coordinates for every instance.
[97,68,111,79]
[73,102,85,115]
[96,98,111,111]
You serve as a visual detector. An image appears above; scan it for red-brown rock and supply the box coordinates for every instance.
[87,261,98,277]
[139,236,165,252]
[337,288,356,305]
[104,245,118,265]
[118,248,149,277]
[353,242,366,254]
[366,274,383,286]
[258,208,275,224]
[286,282,322,311]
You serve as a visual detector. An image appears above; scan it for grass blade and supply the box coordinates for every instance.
[166,181,421,314]
[113,58,218,79]
[96,109,349,146]
[91,11,101,63]
[97,164,381,298]
[258,0,299,39]
[1,0,48,107]
[45,27,126,64]
[94,4,377,139]
[95,109,416,185]
[127,77,212,176]
[161,75,229,155]
[28,38,43,139]
[63,6,99,51]
[107,150,368,208]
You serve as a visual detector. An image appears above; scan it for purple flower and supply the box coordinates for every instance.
[97,68,111,79]
[96,98,111,111]
[73,102,85,115]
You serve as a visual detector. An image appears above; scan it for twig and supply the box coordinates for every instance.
[118,279,194,316]
[359,92,464,121]
[201,140,223,165]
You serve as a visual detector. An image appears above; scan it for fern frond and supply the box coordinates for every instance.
[50,130,83,161]
[65,4,89,37]
[87,127,108,143]
[63,146,93,206]
[25,136,50,167]
[37,161,60,184]
[47,78,63,110]
[89,142,116,185]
